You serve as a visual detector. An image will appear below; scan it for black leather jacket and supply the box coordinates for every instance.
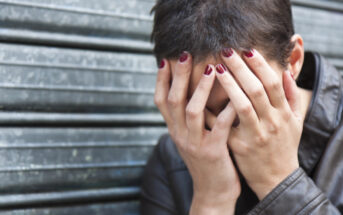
[140,52,343,215]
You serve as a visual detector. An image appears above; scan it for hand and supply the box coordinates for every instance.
[154,53,241,214]
[214,49,303,200]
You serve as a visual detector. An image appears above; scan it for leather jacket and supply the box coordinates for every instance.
[140,52,343,214]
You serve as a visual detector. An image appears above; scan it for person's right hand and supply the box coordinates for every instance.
[154,52,241,215]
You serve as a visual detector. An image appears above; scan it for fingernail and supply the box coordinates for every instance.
[179,52,188,63]
[222,48,233,58]
[159,59,165,69]
[216,64,227,74]
[204,65,213,76]
[244,49,254,58]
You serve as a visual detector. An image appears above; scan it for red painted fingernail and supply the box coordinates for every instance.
[291,73,295,80]
[179,52,188,63]
[222,48,233,58]
[204,65,213,76]
[159,59,165,69]
[244,49,254,58]
[216,64,227,74]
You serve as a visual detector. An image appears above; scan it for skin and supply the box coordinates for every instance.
[154,34,313,214]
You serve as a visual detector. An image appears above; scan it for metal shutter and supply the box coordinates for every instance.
[0,0,341,214]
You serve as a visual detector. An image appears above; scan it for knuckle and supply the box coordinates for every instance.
[167,94,181,107]
[186,106,201,119]
[282,110,292,121]
[255,137,266,147]
[154,94,164,107]
[183,144,198,157]
[238,104,253,115]
[237,142,251,154]
[268,80,282,91]
[249,85,264,98]
[266,115,281,133]
[255,132,268,146]
[267,121,280,134]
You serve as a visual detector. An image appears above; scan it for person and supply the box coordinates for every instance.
[140,0,343,214]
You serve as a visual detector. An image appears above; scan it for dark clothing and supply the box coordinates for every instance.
[140,52,343,214]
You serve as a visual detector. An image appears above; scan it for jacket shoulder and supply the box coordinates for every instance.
[140,133,188,215]
[154,133,187,172]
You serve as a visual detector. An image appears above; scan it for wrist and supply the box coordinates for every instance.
[190,192,237,215]
[252,181,281,201]
[252,166,299,200]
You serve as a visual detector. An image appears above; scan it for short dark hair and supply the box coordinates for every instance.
[151,0,295,69]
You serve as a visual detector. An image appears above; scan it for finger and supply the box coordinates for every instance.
[154,59,173,125]
[168,51,192,132]
[221,48,272,118]
[242,49,288,109]
[211,103,236,143]
[186,65,216,142]
[283,70,302,118]
[215,64,259,128]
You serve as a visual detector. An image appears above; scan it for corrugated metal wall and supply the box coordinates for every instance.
[0,0,341,214]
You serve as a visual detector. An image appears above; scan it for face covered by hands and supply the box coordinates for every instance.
[154,48,304,213]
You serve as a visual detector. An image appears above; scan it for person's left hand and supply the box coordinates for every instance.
[212,48,304,200]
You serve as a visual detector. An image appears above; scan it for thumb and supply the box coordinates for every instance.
[211,103,236,143]
[283,70,301,118]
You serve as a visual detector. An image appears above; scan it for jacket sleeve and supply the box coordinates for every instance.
[247,168,341,215]
[140,134,178,215]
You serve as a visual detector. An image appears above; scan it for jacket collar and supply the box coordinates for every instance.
[297,52,343,175]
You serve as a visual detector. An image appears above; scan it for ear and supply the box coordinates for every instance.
[287,34,304,80]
